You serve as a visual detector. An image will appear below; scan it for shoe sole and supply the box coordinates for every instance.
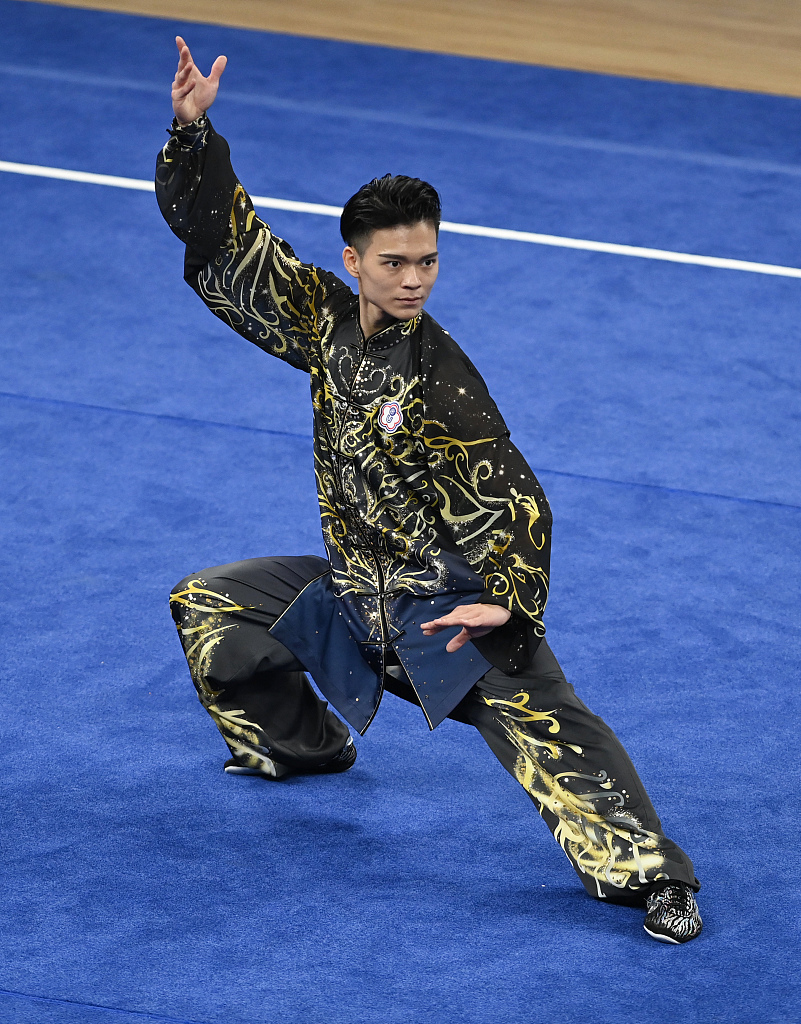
[643,925,702,944]
[643,926,681,943]
[303,746,357,774]
[224,746,355,780]
[224,763,291,779]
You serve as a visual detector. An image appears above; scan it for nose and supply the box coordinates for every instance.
[402,266,421,290]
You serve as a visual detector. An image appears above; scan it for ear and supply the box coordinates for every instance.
[342,245,360,279]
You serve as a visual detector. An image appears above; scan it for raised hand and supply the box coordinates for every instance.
[420,603,511,653]
[172,35,227,125]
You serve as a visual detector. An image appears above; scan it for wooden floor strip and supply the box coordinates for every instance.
[19,0,801,97]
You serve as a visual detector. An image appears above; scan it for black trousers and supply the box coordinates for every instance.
[170,555,699,905]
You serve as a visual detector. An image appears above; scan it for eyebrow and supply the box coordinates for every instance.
[377,251,439,260]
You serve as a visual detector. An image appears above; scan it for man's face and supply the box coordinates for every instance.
[342,221,439,322]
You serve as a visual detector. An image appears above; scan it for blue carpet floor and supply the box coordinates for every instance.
[1,2,799,1021]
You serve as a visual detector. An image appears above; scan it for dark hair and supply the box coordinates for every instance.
[340,174,441,253]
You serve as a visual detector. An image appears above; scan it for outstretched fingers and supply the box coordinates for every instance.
[420,608,480,634]
[173,79,197,100]
[173,46,195,95]
[419,614,471,651]
[420,602,510,652]
[175,35,193,71]
[172,63,197,99]
[209,54,228,84]
[445,629,471,653]
[420,616,448,635]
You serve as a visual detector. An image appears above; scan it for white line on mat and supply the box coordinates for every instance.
[2,158,800,279]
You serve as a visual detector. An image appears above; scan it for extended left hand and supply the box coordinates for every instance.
[172,36,227,125]
[420,603,511,653]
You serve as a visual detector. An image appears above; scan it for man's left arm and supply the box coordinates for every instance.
[421,433,552,656]
[419,348,552,668]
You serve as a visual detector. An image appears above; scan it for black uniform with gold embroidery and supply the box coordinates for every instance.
[157,116,699,904]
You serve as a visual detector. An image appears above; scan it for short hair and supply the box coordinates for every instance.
[340,174,441,254]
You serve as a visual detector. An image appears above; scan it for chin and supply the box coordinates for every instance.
[394,302,424,318]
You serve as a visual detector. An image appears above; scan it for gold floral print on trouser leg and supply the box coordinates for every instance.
[483,691,671,898]
[169,578,276,771]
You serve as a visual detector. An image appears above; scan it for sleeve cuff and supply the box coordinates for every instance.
[167,113,210,152]
[478,588,511,611]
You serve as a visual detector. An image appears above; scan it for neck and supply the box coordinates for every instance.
[358,293,396,340]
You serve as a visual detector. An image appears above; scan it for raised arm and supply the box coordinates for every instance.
[156,39,349,372]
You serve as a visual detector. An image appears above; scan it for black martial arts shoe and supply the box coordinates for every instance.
[224,737,356,780]
[308,736,357,774]
[643,883,703,943]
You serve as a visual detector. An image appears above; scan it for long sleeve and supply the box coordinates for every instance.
[421,329,552,668]
[156,116,350,372]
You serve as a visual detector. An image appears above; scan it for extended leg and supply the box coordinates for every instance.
[169,555,351,774]
[451,641,700,906]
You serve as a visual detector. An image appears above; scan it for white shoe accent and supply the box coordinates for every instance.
[224,759,291,779]
[643,927,681,944]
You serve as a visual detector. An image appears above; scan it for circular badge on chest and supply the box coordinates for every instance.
[378,400,403,433]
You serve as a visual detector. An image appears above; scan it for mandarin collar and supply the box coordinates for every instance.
[350,306,422,352]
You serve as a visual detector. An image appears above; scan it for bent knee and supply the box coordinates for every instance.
[169,572,221,611]
[170,573,198,601]
[170,569,234,608]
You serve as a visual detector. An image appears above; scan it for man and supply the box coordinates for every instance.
[157,36,702,943]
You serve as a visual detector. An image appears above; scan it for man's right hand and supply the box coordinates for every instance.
[172,35,227,126]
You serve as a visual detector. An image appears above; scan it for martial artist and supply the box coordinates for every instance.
[157,37,703,944]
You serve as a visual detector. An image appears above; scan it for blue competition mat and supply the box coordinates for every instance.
[1,2,799,1021]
